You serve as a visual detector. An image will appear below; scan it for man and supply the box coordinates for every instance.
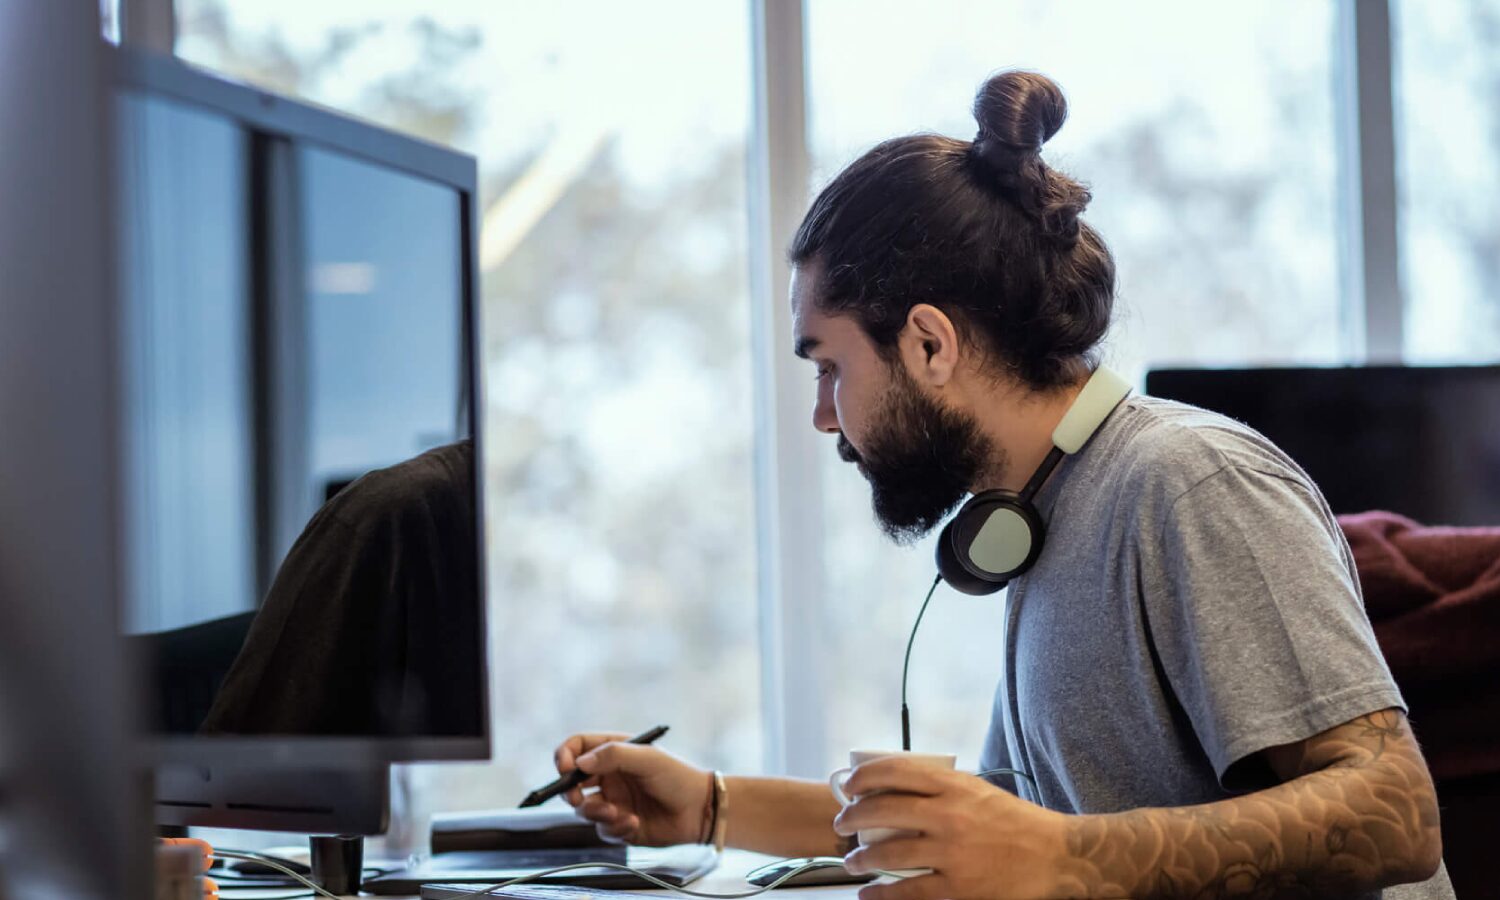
[552,71,1450,898]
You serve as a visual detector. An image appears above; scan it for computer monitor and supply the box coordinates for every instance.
[1145,365,1500,527]
[1,10,147,898]
[110,46,488,836]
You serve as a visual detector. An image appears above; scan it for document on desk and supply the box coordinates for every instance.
[420,881,877,900]
[420,885,653,900]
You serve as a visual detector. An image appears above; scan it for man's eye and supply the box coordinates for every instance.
[814,364,833,381]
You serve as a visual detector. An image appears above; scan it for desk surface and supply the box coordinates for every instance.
[217,849,870,900]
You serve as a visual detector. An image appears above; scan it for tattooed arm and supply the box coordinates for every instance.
[1057,708,1442,898]
[836,709,1441,900]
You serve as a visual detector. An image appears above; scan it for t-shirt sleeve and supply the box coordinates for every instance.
[1147,463,1405,788]
[979,680,1025,797]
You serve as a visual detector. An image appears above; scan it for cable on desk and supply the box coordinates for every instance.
[211,851,910,900]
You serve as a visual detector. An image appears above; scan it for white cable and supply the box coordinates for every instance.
[211,851,909,900]
[211,851,342,900]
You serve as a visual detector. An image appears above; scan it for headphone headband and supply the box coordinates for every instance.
[1052,366,1132,454]
[934,365,1132,596]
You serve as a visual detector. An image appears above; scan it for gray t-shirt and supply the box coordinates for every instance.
[979,394,1452,899]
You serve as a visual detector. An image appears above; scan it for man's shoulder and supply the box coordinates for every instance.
[1095,395,1317,508]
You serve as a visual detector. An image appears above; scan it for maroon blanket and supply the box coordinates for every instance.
[1338,511,1500,780]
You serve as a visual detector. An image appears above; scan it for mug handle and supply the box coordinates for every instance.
[828,766,855,806]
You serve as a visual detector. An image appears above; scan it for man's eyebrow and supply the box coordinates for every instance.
[793,336,821,359]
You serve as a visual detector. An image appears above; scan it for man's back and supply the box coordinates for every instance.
[980,395,1454,899]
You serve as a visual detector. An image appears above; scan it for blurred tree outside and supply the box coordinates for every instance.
[179,6,481,147]
[1397,0,1500,359]
[176,1,761,854]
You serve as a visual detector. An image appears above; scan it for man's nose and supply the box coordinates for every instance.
[812,392,840,434]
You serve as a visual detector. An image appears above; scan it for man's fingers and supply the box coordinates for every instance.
[844,837,933,876]
[834,794,943,837]
[562,774,600,807]
[595,813,640,845]
[555,740,576,774]
[556,733,631,775]
[596,823,630,845]
[841,758,955,799]
[577,794,617,819]
[857,873,949,900]
[576,740,659,776]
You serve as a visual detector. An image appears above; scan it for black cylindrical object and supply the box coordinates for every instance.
[310,835,365,895]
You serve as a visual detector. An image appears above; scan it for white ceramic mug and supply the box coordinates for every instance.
[828,749,957,847]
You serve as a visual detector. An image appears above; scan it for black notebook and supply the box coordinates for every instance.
[363,844,719,896]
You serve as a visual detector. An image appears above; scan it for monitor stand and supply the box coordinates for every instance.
[311,834,365,894]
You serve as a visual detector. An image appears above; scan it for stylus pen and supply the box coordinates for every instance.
[518,725,670,808]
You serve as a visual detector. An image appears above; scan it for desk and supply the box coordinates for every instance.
[214,849,872,900]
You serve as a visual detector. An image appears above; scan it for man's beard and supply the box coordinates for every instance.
[837,364,998,545]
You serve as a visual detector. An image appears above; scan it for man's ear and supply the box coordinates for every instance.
[899,304,959,387]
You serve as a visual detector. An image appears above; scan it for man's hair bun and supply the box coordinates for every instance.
[968,70,1087,247]
[970,70,1068,166]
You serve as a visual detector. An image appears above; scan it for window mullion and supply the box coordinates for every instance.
[1335,0,1404,362]
[747,0,828,778]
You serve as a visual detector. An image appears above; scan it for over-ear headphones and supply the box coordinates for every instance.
[935,366,1132,595]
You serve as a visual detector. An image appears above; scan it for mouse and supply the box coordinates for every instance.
[744,858,877,888]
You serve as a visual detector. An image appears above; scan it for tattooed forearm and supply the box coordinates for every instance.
[1054,709,1442,899]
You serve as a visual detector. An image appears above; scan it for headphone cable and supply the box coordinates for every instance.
[897,575,1038,793]
[900,574,943,751]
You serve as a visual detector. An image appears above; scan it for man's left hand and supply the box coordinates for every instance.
[833,758,1069,900]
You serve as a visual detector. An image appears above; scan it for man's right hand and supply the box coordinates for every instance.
[552,732,713,847]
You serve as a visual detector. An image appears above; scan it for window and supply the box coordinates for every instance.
[177,0,760,847]
[805,0,1342,770]
[1395,0,1500,362]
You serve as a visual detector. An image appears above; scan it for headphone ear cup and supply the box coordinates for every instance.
[934,492,1046,595]
[936,517,1002,596]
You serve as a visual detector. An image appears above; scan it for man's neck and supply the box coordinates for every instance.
[968,377,1088,494]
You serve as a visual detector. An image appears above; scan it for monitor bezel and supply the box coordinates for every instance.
[113,46,492,767]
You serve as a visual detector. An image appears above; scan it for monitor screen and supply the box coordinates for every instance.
[1145,366,1500,527]
[116,72,485,756]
